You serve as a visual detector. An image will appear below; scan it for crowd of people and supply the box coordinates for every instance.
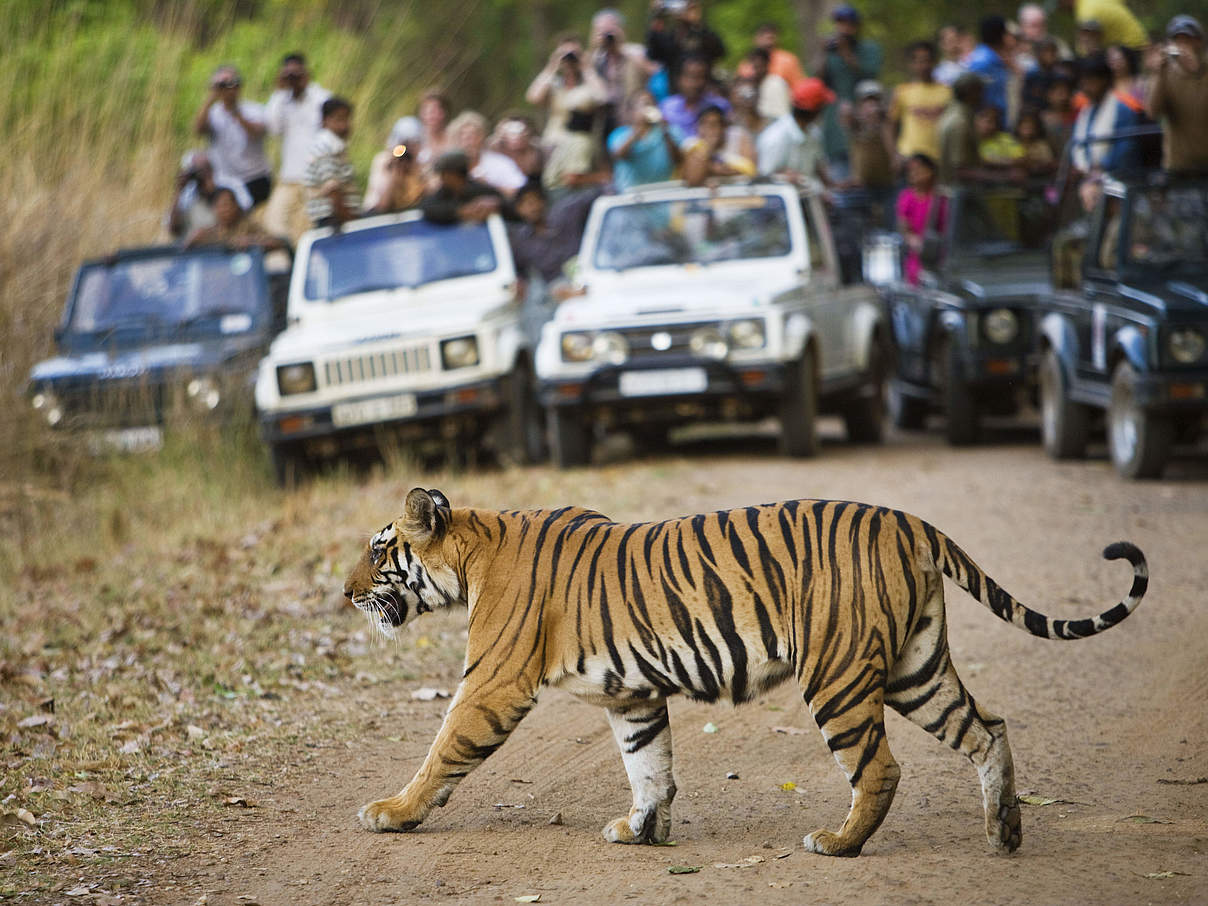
[165,0,1207,290]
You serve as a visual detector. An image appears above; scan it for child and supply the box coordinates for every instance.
[304,96,360,228]
[889,40,952,162]
[681,105,756,186]
[895,153,946,285]
[1015,109,1056,174]
[1041,72,1078,159]
[975,106,1024,165]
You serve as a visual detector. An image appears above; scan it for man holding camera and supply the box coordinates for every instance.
[192,65,272,208]
[264,52,331,243]
[1148,15,1208,173]
[646,0,725,89]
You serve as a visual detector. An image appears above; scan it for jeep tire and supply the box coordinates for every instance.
[1108,360,1172,479]
[941,340,980,446]
[548,406,591,468]
[1039,347,1089,459]
[843,342,886,443]
[497,362,546,465]
[779,347,819,457]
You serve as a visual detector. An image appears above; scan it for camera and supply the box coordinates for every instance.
[657,0,687,14]
[644,107,663,125]
[602,32,617,49]
[562,50,580,65]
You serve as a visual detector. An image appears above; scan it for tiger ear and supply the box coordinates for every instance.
[402,487,440,544]
[427,488,451,510]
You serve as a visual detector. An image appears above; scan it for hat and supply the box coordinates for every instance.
[832,4,860,24]
[1076,18,1103,32]
[1167,14,1204,39]
[213,178,252,211]
[434,150,470,175]
[854,79,883,100]
[790,78,836,112]
[387,115,422,151]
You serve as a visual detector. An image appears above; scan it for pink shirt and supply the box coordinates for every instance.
[896,188,947,284]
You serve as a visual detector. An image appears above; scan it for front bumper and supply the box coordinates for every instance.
[259,375,506,446]
[539,356,787,425]
[1130,369,1208,413]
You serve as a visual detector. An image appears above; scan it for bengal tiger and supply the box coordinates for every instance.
[342,488,1147,856]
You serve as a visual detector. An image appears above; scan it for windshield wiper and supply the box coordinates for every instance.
[87,314,166,341]
[177,307,254,329]
[336,281,410,297]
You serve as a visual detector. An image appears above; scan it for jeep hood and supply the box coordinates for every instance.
[29,337,257,387]
[1122,278,1208,318]
[556,271,797,326]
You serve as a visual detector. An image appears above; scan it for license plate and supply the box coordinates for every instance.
[331,393,418,427]
[95,426,164,453]
[618,367,708,397]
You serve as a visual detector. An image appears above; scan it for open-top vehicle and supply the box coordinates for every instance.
[26,245,285,452]
[880,184,1055,444]
[254,212,543,482]
[534,181,888,467]
[1038,172,1208,478]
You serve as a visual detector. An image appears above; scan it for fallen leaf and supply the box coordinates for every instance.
[771,726,808,736]
[17,714,54,730]
[774,850,793,859]
[668,865,702,874]
[780,782,797,792]
[509,778,533,784]
[1143,871,1189,879]
[1157,777,1208,786]
[1018,794,1065,806]
[702,722,718,734]
[726,772,740,780]
[186,725,206,741]
[547,812,563,826]
[514,896,541,903]
[221,796,258,808]
[64,886,92,897]
[652,840,678,846]
[15,808,36,826]
[1121,815,1172,825]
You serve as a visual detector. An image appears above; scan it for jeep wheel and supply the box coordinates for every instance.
[1108,360,1172,479]
[779,347,819,458]
[497,363,546,465]
[548,406,591,468]
[887,380,928,430]
[270,441,307,488]
[1039,347,1088,459]
[843,343,886,443]
[940,340,980,446]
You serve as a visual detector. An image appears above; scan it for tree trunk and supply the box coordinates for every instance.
[793,0,830,75]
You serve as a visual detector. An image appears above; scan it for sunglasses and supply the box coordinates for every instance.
[215,79,241,89]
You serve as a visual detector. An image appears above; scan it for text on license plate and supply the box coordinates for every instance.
[331,393,418,427]
[618,367,708,397]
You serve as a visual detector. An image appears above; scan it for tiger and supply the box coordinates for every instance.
[342,488,1147,856]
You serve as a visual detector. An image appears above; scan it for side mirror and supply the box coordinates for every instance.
[53,326,65,346]
[862,232,901,287]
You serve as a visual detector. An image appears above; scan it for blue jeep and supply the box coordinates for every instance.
[26,245,287,451]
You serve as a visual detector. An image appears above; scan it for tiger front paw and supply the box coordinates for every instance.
[989,797,1022,854]
[358,797,423,833]
[803,829,862,857]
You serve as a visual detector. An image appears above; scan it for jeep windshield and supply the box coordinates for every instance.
[69,249,264,335]
[951,188,1052,257]
[303,219,497,300]
[592,195,792,271]
[1123,185,1208,276]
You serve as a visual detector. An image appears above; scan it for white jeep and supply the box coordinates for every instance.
[534,181,888,466]
[255,211,543,482]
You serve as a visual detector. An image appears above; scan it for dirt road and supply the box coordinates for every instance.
[165,422,1208,905]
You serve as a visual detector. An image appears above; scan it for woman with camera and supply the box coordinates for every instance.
[607,91,682,191]
[526,36,609,194]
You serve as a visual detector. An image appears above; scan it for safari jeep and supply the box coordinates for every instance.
[534,182,888,467]
[255,211,543,483]
[1038,173,1208,479]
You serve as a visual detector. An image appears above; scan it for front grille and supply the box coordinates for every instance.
[62,380,164,427]
[322,344,433,388]
[618,321,717,362]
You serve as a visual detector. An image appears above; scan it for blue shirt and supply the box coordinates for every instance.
[608,125,681,191]
[965,45,1009,120]
[658,93,730,138]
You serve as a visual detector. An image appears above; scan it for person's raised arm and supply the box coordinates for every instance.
[193,89,218,137]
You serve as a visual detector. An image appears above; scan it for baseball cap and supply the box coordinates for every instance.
[832,4,861,24]
[387,115,422,150]
[1166,14,1204,39]
[855,80,883,100]
[791,78,837,112]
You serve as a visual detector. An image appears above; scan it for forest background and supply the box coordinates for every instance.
[0,0,1182,488]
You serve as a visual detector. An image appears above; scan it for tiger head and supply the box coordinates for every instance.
[343,488,461,639]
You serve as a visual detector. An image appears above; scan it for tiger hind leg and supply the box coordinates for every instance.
[885,585,1021,853]
[803,689,900,857]
[602,699,676,844]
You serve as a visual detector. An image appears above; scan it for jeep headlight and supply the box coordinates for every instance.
[276,362,317,395]
[983,308,1018,345]
[690,326,729,360]
[561,332,593,362]
[729,319,766,350]
[31,389,63,426]
[441,336,480,370]
[592,331,629,366]
[1169,327,1206,364]
[186,376,221,411]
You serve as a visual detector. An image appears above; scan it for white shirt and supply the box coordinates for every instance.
[757,73,792,120]
[265,82,332,182]
[206,101,271,183]
[757,114,823,178]
[471,150,527,194]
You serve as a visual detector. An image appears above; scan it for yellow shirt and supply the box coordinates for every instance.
[1076,0,1147,49]
[890,82,953,159]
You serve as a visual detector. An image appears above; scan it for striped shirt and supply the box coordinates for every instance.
[304,129,360,225]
